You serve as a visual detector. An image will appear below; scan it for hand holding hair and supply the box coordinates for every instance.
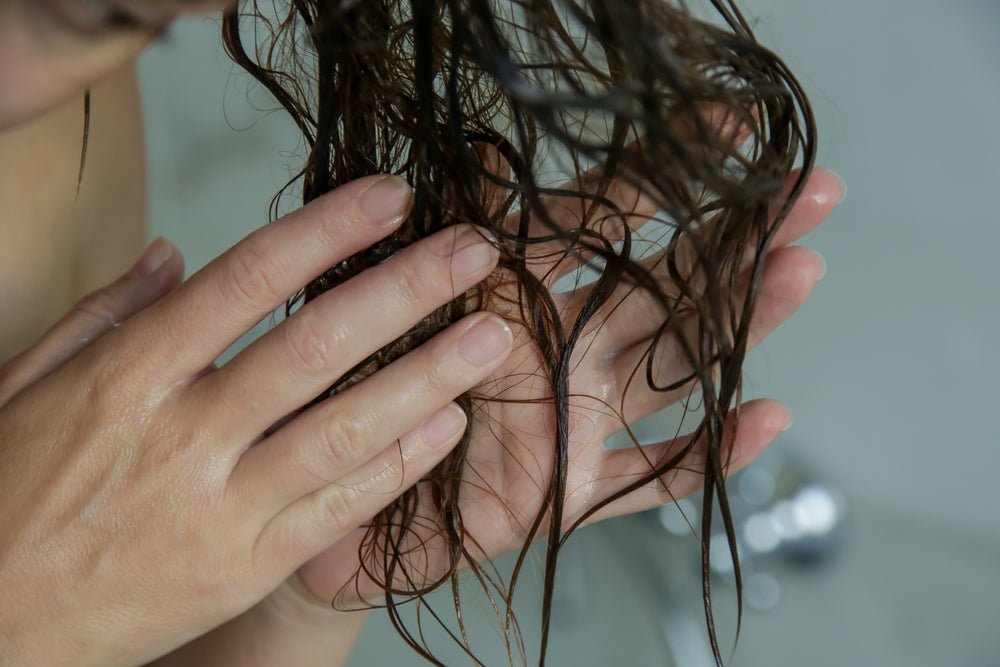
[292,165,839,598]
[217,2,838,658]
[147,159,841,667]
[0,175,511,667]
[0,0,844,663]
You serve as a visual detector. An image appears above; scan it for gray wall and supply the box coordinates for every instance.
[735,0,1000,546]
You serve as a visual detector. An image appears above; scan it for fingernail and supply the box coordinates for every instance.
[359,175,412,225]
[450,227,499,280]
[780,407,794,433]
[420,404,467,446]
[129,237,173,277]
[829,170,847,203]
[459,314,513,366]
[808,249,827,281]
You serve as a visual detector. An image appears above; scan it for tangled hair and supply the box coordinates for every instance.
[223,1,815,664]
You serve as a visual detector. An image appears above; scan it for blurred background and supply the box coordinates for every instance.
[138,0,1000,664]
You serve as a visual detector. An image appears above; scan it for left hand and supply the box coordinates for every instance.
[293,165,841,606]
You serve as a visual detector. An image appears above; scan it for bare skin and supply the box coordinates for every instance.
[0,66,144,361]
[0,2,843,666]
[0,5,504,665]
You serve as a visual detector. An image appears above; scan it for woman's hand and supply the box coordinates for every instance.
[292,167,843,606]
[0,175,511,667]
[131,167,841,667]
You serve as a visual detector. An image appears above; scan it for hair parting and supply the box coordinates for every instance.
[222,1,816,664]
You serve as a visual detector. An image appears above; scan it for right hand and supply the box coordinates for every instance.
[0,174,511,667]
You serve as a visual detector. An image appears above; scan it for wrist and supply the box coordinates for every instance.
[147,577,369,667]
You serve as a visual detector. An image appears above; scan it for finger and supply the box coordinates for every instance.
[471,142,515,220]
[768,166,846,249]
[119,175,414,382]
[253,406,466,574]
[274,398,788,604]
[573,398,791,525]
[472,141,655,243]
[512,105,762,285]
[297,400,790,599]
[232,311,513,520]
[472,140,656,286]
[669,101,757,164]
[194,225,499,442]
[475,141,653,286]
[514,165,663,287]
[608,245,825,426]
[562,166,843,352]
[523,103,757,239]
[0,237,183,404]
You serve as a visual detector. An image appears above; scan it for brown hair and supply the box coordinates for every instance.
[223,1,815,663]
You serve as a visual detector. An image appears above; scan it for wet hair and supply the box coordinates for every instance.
[222,1,815,664]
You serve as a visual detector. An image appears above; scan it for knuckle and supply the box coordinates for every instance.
[81,371,121,416]
[386,232,468,307]
[283,310,339,374]
[74,288,121,329]
[316,415,368,472]
[317,487,357,533]
[225,242,284,306]
[79,364,145,428]
[390,254,433,306]
[419,343,453,389]
[300,187,361,240]
[136,427,204,474]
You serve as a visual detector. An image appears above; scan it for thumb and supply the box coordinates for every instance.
[0,237,184,403]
